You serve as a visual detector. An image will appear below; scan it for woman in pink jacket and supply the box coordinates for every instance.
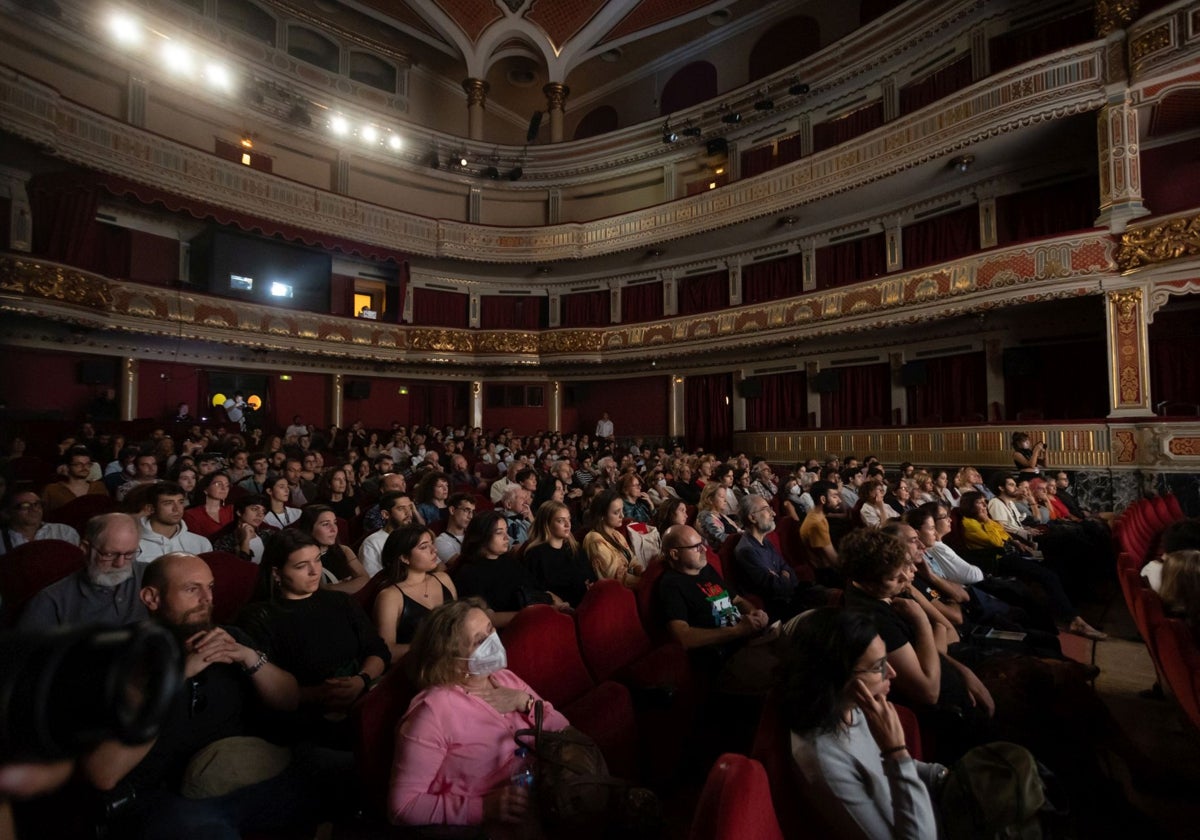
[389,598,568,830]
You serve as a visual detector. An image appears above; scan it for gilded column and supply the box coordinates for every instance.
[462,78,489,141]
[1095,98,1149,232]
[121,357,138,422]
[548,381,562,432]
[1105,288,1152,417]
[543,83,570,143]
[669,375,685,442]
[330,373,344,428]
[470,380,484,430]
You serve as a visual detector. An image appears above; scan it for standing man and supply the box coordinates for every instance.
[595,412,614,443]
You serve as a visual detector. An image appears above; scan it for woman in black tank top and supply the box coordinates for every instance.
[373,523,457,662]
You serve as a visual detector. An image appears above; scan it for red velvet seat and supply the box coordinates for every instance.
[634,556,670,641]
[501,604,638,778]
[335,515,350,546]
[43,492,115,535]
[0,539,86,627]
[198,550,259,624]
[689,753,783,840]
[5,455,56,491]
[353,568,392,615]
[352,655,419,821]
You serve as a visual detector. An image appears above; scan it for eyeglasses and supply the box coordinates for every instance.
[935,515,950,521]
[854,658,889,678]
[13,501,42,511]
[95,548,142,563]
[675,541,705,552]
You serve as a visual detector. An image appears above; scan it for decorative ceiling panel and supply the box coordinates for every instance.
[602,0,715,45]
[525,1,608,50]
[429,0,506,43]
[350,0,440,38]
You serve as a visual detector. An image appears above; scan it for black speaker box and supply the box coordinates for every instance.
[812,369,840,393]
[738,377,763,399]
[344,381,371,400]
[901,361,928,387]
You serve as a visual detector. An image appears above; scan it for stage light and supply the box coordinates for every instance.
[108,13,143,47]
[459,156,469,167]
[753,98,774,111]
[789,82,810,96]
[662,121,678,144]
[161,42,194,75]
[721,112,741,124]
[508,166,523,181]
[682,125,703,137]
[204,63,233,92]
[361,125,378,144]
[330,115,349,136]
[387,134,402,151]
[951,154,975,173]
[483,166,499,179]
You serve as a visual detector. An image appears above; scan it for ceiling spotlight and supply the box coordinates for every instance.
[662,121,678,144]
[951,154,975,173]
[753,98,774,111]
[330,115,349,136]
[160,42,194,75]
[483,166,499,179]
[721,112,741,125]
[458,156,469,167]
[508,166,523,181]
[387,134,402,151]
[361,125,378,144]
[646,248,664,258]
[789,82,811,96]
[778,215,799,227]
[108,13,142,47]
[682,124,703,137]
[204,63,233,92]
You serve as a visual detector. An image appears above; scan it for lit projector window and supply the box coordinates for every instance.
[270,282,294,298]
[230,274,253,291]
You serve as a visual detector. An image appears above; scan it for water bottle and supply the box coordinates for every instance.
[510,746,535,788]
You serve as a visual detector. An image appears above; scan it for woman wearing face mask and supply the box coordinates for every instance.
[389,599,569,829]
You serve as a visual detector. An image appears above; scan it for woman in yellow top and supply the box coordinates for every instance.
[958,491,1104,640]
[581,489,642,588]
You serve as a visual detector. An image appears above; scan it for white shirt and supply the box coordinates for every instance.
[359,529,389,577]
[0,522,80,556]
[595,418,613,439]
[987,497,1031,539]
[264,507,301,530]
[924,541,984,585]
[137,517,212,563]
[434,530,463,565]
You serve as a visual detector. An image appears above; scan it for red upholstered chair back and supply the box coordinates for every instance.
[352,655,418,820]
[635,556,670,640]
[43,493,116,535]
[1132,585,1167,664]
[0,539,86,627]
[198,550,260,624]
[1164,492,1184,522]
[353,568,392,615]
[6,455,56,491]
[476,462,499,481]
[945,509,969,555]
[335,516,350,546]
[689,753,783,840]
[502,604,594,708]
[773,518,815,582]
[575,579,651,683]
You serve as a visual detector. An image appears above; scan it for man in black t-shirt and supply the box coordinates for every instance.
[83,553,348,839]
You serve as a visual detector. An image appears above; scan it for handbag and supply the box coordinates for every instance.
[939,741,1068,839]
[513,701,661,836]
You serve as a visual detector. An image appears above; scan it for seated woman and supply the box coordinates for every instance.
[239,529,389,743]
[263,475,302,529]
[785,608,945,839]
[617,472,653,524]
[374,524,458,661]
[1160,548,1200,641]
[389,599,569,829]
[958,491,1104,640]
[887,478,920,515]
[531,474,566,516]
[169,464,199,507]
[857,480,900,528]
[452,511,564,628]
[315,466,359,521]
[210,492,271,564]
[414,471,451,526]
[182,471,234,538]
[298,505,371,594]
[582,490,643,588]
[522,500,595,607]
[694,481,743,550]
[654,496,690,534]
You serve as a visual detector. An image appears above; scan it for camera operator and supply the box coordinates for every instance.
[83,552,351,839]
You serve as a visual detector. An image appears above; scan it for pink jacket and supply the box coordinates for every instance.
[388,669,569,826]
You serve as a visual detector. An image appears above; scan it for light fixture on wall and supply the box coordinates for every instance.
[662,121,678,144]
[951,154,975,173]
[721,111,741,125]
[789,81,811,96]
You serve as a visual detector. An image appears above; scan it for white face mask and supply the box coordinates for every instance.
[461,631,507,676]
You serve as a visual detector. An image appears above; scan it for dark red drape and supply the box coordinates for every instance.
[660,62,718,115]
[813,102,884,153]
[988,9,1093,74]
[480,296,544,330]
[814,234,887,288]
[906,352,987,424]
[685,373,733,453]
[740,145,776,178]
[743,254,803,304]
[996,178,1099,245]
[746,371,808,431]
[679,271,729,316]
[902,205,979,270]
[563,290,609,328]
[899,54,974,116]
[621,281,664,323]
[29,173,102,267]
[413,288,468,328]
[821,363,891,428]
[777,134,803,166]
[1149,308,1200,410]
[1004,340,1108,420]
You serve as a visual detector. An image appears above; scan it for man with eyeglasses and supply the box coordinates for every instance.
[19,512,147,630]
[1,490,81,556]
[733,494,820,622]
[435,493,475,566]
[43,444,109,513]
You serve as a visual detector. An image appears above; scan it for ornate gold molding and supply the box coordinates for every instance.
[1115,212,1200,271]
[542,83,570,111]
[1095,0,1139,38]
[461,78,489,107]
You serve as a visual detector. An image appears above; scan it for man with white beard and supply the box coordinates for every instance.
[18,513,148,629]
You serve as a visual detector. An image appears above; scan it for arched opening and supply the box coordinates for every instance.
[748,16,820,82]
[573,106,619,140]
[287,26,339,73]
[660,62,717,116]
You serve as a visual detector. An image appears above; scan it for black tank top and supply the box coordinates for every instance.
[394,577,454,643]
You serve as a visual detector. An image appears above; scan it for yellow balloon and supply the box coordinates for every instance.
[211,392,227,408]
[247,394,262,410]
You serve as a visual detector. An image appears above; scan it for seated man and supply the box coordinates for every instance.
[116,452,160,502]
[43,445,109,513]
[361,472,407,536]
[237,452,271,494]
[1,491,80,556]
[499,483,534,547]
[138,482,213,563]
[358,491,417,577]
[19,513,147,629]
[658,523,774,693]
[798,480,843,584]
[733,494,818,621]
[85,553,348,840]
[434,493,475,566]
[987,475,1039,542]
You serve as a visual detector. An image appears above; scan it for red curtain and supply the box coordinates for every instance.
[685,373,733,453]
[1003,340,1108,420]
[902,206,979,270]
[906,352,987,424]
[899,54,974,115]
[679,271,729,315]
[29,173,102,267]
[746,371,808,431]
[996,178,1099,245]
[740,145,776,178]
[621,281,663,323]
[821,363,891,428]
[989,10,1093,74]
[813,102,884,153]
[743,254,803,304]
[480,296,544,330]
[1149,309,1200,409]
[563,290,609,328]
[777,134,803,166]
[413,288,468,328]
[814,234,887,288]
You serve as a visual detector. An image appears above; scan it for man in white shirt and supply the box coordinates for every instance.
[358,492,416,577]
[1,491,80,555]
[987,476,1038,542]
[137,482,212,563]
[594,412,614,442]
[435,494,475,565]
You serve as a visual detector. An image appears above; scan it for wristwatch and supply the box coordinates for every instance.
[244,650,268,675]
